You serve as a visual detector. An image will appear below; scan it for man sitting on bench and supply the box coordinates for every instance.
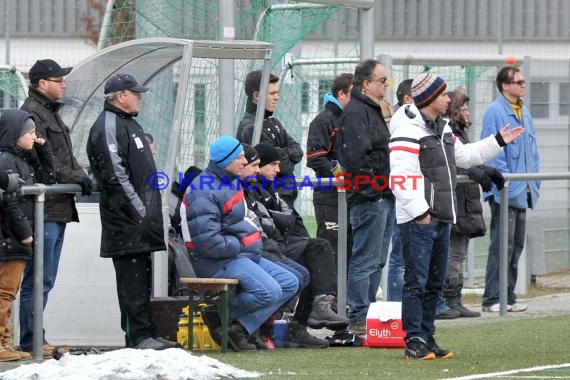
[182,136,299,351]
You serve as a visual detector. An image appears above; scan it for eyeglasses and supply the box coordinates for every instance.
[507,80,526,86]
[368,77,388,84]
[43,78,64,83]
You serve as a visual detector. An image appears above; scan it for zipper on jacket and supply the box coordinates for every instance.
[439,130,457,223]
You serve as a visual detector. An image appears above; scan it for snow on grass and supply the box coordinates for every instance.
[0,348,261,380]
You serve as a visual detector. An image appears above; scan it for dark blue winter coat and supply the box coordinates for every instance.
[183,162,263,278]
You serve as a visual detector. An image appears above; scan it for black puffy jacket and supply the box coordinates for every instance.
[450,119,486,237]
[0,109,54,261]
[86,102,165,258]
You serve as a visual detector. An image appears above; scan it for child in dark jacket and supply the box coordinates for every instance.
[0,109,53,361]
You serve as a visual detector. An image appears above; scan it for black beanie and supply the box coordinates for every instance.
[242,144,259,164]
[254,143,281,167]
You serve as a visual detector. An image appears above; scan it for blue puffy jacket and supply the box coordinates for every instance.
[481,96,540,209]
[183,162,262,277]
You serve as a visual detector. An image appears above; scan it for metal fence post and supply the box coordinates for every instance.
[32,185,46,360]
[337,187,347,317]
[499,181,510,317]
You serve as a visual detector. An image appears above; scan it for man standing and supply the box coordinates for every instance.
[338,59,394,334]
[481,66,540,313]
[236,70,303,207]
[306,73,352,260]
[389,73,523,360]
[19,59,92,357]
[87,73,178,350]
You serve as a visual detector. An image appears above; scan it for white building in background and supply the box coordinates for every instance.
[0,0,102,71]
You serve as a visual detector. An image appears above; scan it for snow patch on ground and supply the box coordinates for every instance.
[0,348,261,380]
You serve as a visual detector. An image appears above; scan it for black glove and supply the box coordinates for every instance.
[466,166,493,192]
[481,166,505,190]
[6,173,25,193]
[79,176,93,196]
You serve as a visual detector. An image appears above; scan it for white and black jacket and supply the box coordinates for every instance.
[389,103,504,224]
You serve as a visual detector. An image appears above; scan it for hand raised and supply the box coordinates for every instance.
[499,124,525,144]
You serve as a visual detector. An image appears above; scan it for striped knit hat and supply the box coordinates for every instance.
[411,74,447,109]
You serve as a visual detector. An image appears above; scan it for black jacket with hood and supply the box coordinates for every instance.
[86,102,165,258]
[0,109,54,261]
[21,87,90,223]
[306,98,343,206]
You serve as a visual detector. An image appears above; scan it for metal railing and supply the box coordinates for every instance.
[17,171,568,358]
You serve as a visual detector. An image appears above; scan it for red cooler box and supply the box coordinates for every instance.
[366,301,405,348]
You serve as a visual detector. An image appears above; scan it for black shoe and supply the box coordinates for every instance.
[201,304,222,346]
[248,331,273,350]
[404,337,436,360]
[154,337,182,349]
[454,304,481,318]
[134,337,170,351]
[284,321,329,348]
[426,336,454,359]
[307,295,350,330]
[228,323,256,352]
[435,308,460,319]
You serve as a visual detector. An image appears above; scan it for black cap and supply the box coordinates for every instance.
[29,59,72,84]
[104,73,149,94]
[243,144,259,164]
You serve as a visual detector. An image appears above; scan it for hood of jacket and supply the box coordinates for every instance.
[0,109,34,152]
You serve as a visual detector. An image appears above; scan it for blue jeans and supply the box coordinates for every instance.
[401,220,451,341]
[19,222,66,351]
[482,198,526,307]
[347,197,395,324]
[387,222,404,302]
[275,257,310,290]
[213,257,299,335]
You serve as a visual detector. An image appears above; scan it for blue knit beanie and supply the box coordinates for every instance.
[210,136,244,168]
[412,74,447,109]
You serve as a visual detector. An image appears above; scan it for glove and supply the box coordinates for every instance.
[330,160,343,177]
[466,166,493,192]
[481,166,505,190]
[6,173,25,193]
[79,176,93,196]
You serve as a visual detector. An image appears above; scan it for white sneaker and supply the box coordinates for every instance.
[375,287,383,301]
[509,302,528,312]
[482,303,513,312]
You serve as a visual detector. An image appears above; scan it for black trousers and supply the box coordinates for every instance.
[314,202,352,265]
[293,238,337,324]
[112,253,156,347]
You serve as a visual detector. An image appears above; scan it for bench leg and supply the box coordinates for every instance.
[188,295,194,351]
[221,289,230,352]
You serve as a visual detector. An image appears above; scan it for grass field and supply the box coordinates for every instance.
[202,314,570,379]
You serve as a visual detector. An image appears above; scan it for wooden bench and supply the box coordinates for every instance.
[178,277,239,352]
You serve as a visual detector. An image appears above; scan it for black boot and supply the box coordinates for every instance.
[455,285,481,318]
[228,322,256,352]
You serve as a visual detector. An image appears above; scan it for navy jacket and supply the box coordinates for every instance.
[183,162,263,277]
[86,102,165,257]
